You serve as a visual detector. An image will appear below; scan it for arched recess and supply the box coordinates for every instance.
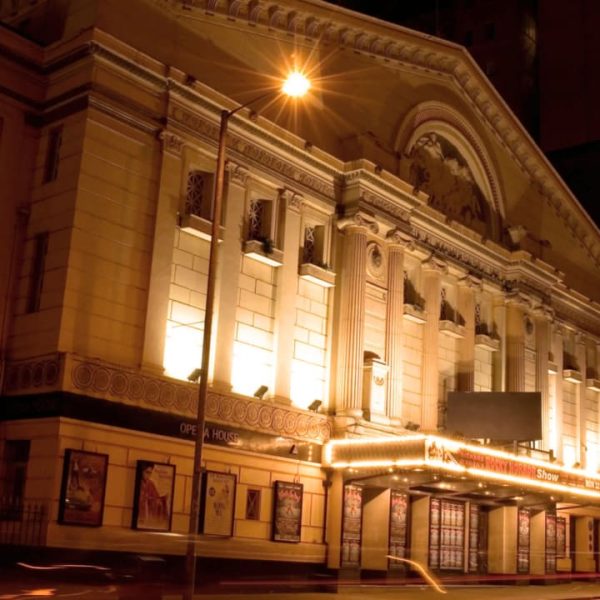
[395,101,505,241]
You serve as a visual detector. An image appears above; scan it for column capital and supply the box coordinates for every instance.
[226,160,249,186]
[505,289,531,309]
[458,273,483,291]
[385,227,414,250]
[157,130,184,155]
[532,304,554,322]
[337,211,378,234]
[422,254,448,275]
[279,187,303,213]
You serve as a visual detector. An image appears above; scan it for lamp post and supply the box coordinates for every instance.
[184,71,310,600]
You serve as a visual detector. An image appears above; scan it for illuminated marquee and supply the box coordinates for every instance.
[324,435,600,499]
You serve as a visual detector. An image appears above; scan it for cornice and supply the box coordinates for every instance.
[167,100,336,199]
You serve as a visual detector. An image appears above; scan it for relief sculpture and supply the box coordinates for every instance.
[408,133,492,238]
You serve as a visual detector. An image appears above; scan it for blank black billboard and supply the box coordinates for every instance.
[445,392,542,441]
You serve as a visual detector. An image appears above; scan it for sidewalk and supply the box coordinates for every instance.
[164,583,600,600]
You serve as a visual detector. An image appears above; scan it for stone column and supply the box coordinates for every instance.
[575,334,587,466]
[142,131,184,373]
[334,214,374,418]
[384,229,413,424]
[534,307,552,451]
[457,275,480,392]
[420,256,447,431]
[505,293,528,392]
[211,162,249,390]
[273,189,303,403]
[551,325,564,461]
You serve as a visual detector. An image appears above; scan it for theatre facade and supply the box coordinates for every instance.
[2,0,600,583]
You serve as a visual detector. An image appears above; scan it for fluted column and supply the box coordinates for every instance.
[421,256,447,431]
[506,294,528,392]
[551,325,564,461]
[212,162,249,390]
[273,189,303,403]
[142,131,184,373]
[385,229,413,424]
[334,215,373,417]
[534,307,552,451]
[457,276,480,392]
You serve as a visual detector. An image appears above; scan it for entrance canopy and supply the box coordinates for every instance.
[324,435,600,505]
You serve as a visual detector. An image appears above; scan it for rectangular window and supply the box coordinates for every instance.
[185,170,215,221]
[27,232,49,313]
[248,199,273,243]
[245,488,261,520]
[302,225,326,266]
[1,440,30,520]
[43,126,62,183]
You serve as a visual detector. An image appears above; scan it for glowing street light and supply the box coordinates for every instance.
[282,70,311,97]
[184,71,310,600]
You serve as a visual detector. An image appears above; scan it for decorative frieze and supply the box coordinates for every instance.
[4,355,330,443]
[4,354,63,393]
[167,103,335,199]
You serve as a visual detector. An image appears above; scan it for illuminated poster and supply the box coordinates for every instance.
[517,508,530,573]
[545,513,557,574]
[200,471,236,536]
[388,490,409,570]
[556,517,567,558]
[58,449,108,527]
[341,483,363,568]
[132,460,175,531]
[272,481,303,542]
[429,499,465,570]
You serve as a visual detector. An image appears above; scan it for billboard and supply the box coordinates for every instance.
[445,392,542,441]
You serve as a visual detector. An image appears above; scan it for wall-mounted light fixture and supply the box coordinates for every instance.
[254,385,269,399]
[308,399,322,412]
[187,368,202,383]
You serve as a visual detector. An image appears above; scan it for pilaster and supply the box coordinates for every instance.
[492,294,507,392]
[505,292,528,392]
[273,188,303,403]
[421,255,447,431]
[457,275,480,392]
[212,161,249,391]
[141,131,184,373]
[575,334,587,466]
[385,229,413,424]
[551,324,564,461]
[534,306,552,452]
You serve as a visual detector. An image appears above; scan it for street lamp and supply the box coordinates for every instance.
[184,70,311,600]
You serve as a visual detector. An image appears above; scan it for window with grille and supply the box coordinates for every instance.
[245,489,261,520]
[248,199,273,242]
[440,288,449,320]
[185,170,213,221]
[302,225,326,266]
